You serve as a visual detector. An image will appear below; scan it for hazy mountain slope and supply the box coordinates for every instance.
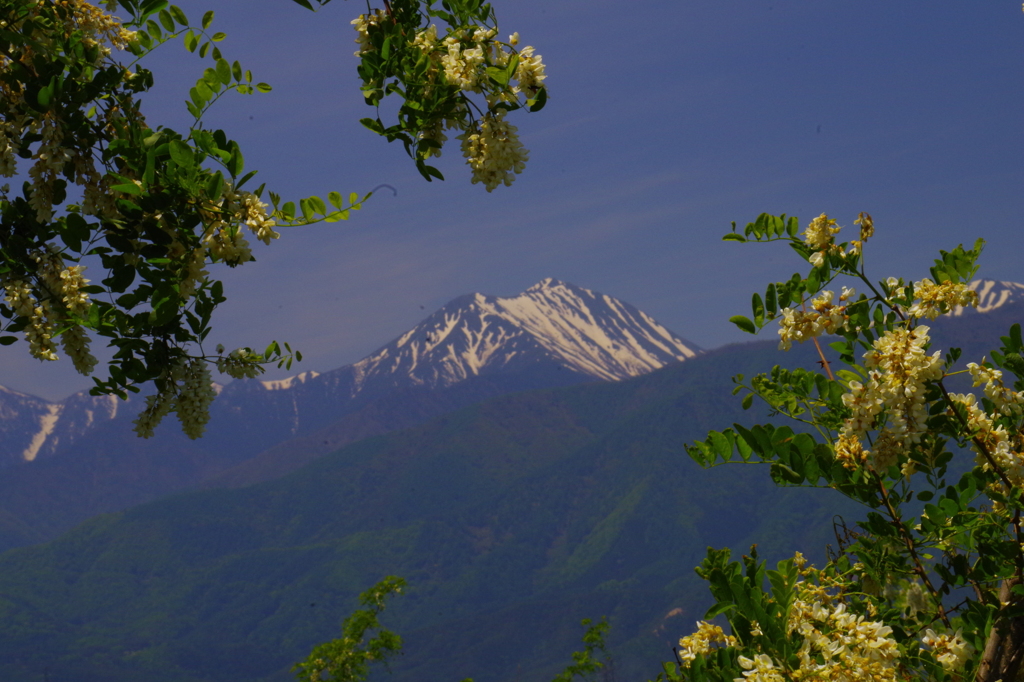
[0,340,856,682]
[0,280,697,551]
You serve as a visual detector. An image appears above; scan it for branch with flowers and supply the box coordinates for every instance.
[350,0,547,191]
[0,0,547,439]
[666,213,1024,681]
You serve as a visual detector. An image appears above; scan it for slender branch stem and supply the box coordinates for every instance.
[871,471,951,627]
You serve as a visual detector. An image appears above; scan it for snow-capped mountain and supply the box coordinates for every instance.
[0,279,698,469]
[0,385,121,468]
[346,277,700,390]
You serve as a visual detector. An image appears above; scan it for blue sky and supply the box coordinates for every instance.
[2,0,1022,400]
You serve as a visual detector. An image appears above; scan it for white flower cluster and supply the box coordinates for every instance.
[350,10,387,56]
[178,247,210,300]
[906,278,978,320]
[677,621,736,667]
[803,214,843,267]
[133,358,217,439]
[0,120,21,177]
[837,326,943,473]
[734,566,901,682]
[200,188,279,266]
[948,392,1024,489]
[2,251,97,372]
[777,287,855,351]
[1,2,134,226]
[351,14,545,190]
[786,602,900,681]
[458,112,529,191]
[442,39,487,91]
[216,347,264,379]
[967,361,1024,417]
[3,278,58,361]
[27,117,72,224]
[920,628,971,672]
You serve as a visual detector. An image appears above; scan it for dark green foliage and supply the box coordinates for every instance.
[0,341,854,682]
[0,307,1010,681]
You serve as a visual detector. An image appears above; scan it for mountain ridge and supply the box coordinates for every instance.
[0,278,699,469]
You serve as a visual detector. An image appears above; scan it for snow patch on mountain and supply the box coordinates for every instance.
[347,278,701,392]
[946,280,1024,316]
[260,371,321,391]
[23,404,61,462]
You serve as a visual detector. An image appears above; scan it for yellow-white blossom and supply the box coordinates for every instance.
[458,112,529,192]
[967,360,1024,416]
[921,629,971,672]
[776,289,852,350]
[907,278,978,320]
[677,621,736,667]
[216,348,264,379]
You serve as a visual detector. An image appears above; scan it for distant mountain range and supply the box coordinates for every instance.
[0,279,700,550]
[0,338,849,682]
[0,278,1020,682]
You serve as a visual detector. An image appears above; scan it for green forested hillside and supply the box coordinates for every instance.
[0,340,855,682]
[0,307,1018,682]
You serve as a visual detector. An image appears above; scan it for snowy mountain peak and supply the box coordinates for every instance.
[347,279,701,393]
[526,277,567,292]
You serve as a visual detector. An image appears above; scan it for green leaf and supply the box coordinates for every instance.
[215,58,231,85]
[299,198,314,222]
[486,65,510,86]
[765,283,777,316]
[741,393,754,410]
[730,315,756,334]
[255,82,272,93]
[232,60,243,82]
[150,285,179,327]
[139,0,168,20]
[751,293,765,326]
[169,5,188,25]
[37,82,53,108]
[211,32,227,42]
[195,79,214,102]
[110,180,142,195]
[308,195,327,215]
[158,9,175,31]
[199,41,210,58]
[206,171,224,201]
[184,30,199,52]
[360,118,385,135]
[527,86,547,112]
[236,170,258,189]
[226,142,244,177]
[168,139,193,166]
[328,191,344,209]
[201,10,214,29]
[722,233,746,242]
[0,336,17,346]
[1010,323,1023,352]
[281,202,295,219]
[202,67,220,89]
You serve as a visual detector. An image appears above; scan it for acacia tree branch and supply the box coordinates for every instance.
[870,472,950,627]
